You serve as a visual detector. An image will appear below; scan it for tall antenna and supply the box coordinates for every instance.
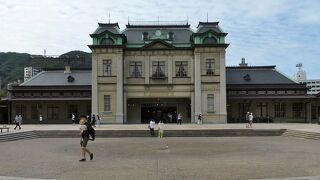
[157,16,159,25]
[206,12,208,22]
[187,16,189,24]
[128,16,130,25]
[44,49,46,56]
[108,13,110,23]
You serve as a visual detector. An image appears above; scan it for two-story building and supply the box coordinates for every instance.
[89,21,229,124]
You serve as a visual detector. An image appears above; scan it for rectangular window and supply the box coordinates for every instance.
[31,104,38,120]
[47,105,59,120]
[274,103,286,117]
[207,94,214,112]
[152,61,165,78]
[103,60,112,76]
[206,59,215,75]
[129,61,142,78]
[175,61,188,77]
[292,103,303,118]
[104,95,111,112]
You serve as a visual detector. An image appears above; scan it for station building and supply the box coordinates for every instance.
[89,21,229,124]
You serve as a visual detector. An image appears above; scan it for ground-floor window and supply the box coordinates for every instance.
[238,103,250,118]
[47,105,59,120]
[256,103,268,117]
[292,103,303,118]
[207,94,214,112]
[15,104,26,119]
[274,102,286,117]
[31,104,39,120]
[104,95,110,112]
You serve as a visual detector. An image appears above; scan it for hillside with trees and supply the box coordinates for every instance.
[0,51,92,89]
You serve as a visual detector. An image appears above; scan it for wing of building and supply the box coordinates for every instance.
[5,69,91,123]
[226,60,317,123]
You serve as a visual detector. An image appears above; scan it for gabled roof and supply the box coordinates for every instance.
[226,66,297,85]
[90,23,121,36]
[196,21,225,34]
[142,40,175,49]
[21,70,91,86]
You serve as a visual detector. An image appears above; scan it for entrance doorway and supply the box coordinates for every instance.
[141,104,177,123]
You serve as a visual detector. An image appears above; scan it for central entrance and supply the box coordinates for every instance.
[141,103,177,123]
[126,98,191,124]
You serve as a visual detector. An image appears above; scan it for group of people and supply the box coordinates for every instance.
[148,119,164,138]
[72,113,101,127]
[148,113,204,138]
[246,112,254,128]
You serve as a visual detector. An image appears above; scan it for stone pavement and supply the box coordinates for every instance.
[1,137,320,180]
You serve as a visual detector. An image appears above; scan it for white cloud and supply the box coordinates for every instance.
[0,0,319,78]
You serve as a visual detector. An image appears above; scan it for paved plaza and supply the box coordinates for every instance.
[1,136,320,180]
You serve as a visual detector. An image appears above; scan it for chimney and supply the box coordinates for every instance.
[239,58,248,67]
[64,65,71,74]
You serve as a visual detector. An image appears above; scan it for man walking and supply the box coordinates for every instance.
[149,119,156,136]
[177,113,182,125]
[14,115,21,130]
[79,116,93,162]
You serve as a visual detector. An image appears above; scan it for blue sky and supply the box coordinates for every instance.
[0,0,319,79]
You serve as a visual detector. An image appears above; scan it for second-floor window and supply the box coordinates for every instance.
[129,61,142,78]
[152,61,165,78]
[206,59,215,75]
[175,61,188,77]
[103,60,112,76]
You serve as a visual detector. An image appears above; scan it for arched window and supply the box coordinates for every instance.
[203,37,217,44]
[100,38,114,45]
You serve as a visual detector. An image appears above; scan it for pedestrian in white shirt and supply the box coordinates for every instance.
[149,119,156,136]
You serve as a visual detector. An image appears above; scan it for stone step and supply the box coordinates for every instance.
[34,129,285,138]
[282,130,320,140]
[0,131,39,143]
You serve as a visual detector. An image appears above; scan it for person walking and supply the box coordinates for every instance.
[91,114,96,127]
[158,120,164,138]
[96,115,101,127]
[248,113,254,128]
[72,113,76,125]
[39,115,43,125]
[79,116,93,162]
[149,119,156,136]
[14,115,21,130]
[177,113,182,125]
[197,114,202,125]
[245,112,250,128]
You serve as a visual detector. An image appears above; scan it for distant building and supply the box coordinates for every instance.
[24,67,42,82]
[294,63,320,95]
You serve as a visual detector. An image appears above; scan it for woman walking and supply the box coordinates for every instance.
[158,120,164,138]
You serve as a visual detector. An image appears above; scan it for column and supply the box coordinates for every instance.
[116,51,124,123]
[194,52,202,122]
[91,53,99,117]
[219,51,227,123]
[145,56,150,84]
[168,56,173,84]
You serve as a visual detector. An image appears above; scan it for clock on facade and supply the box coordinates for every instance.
[155,30,161,37]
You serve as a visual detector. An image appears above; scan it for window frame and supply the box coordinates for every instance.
[104,95,111,112]
[206,59,215,75]
[129,61,142,78]
[207,94,215,113]
[175,61,188,77]
[103,60,112,77]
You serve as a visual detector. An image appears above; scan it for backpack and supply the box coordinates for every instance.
[85,121,95,141]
